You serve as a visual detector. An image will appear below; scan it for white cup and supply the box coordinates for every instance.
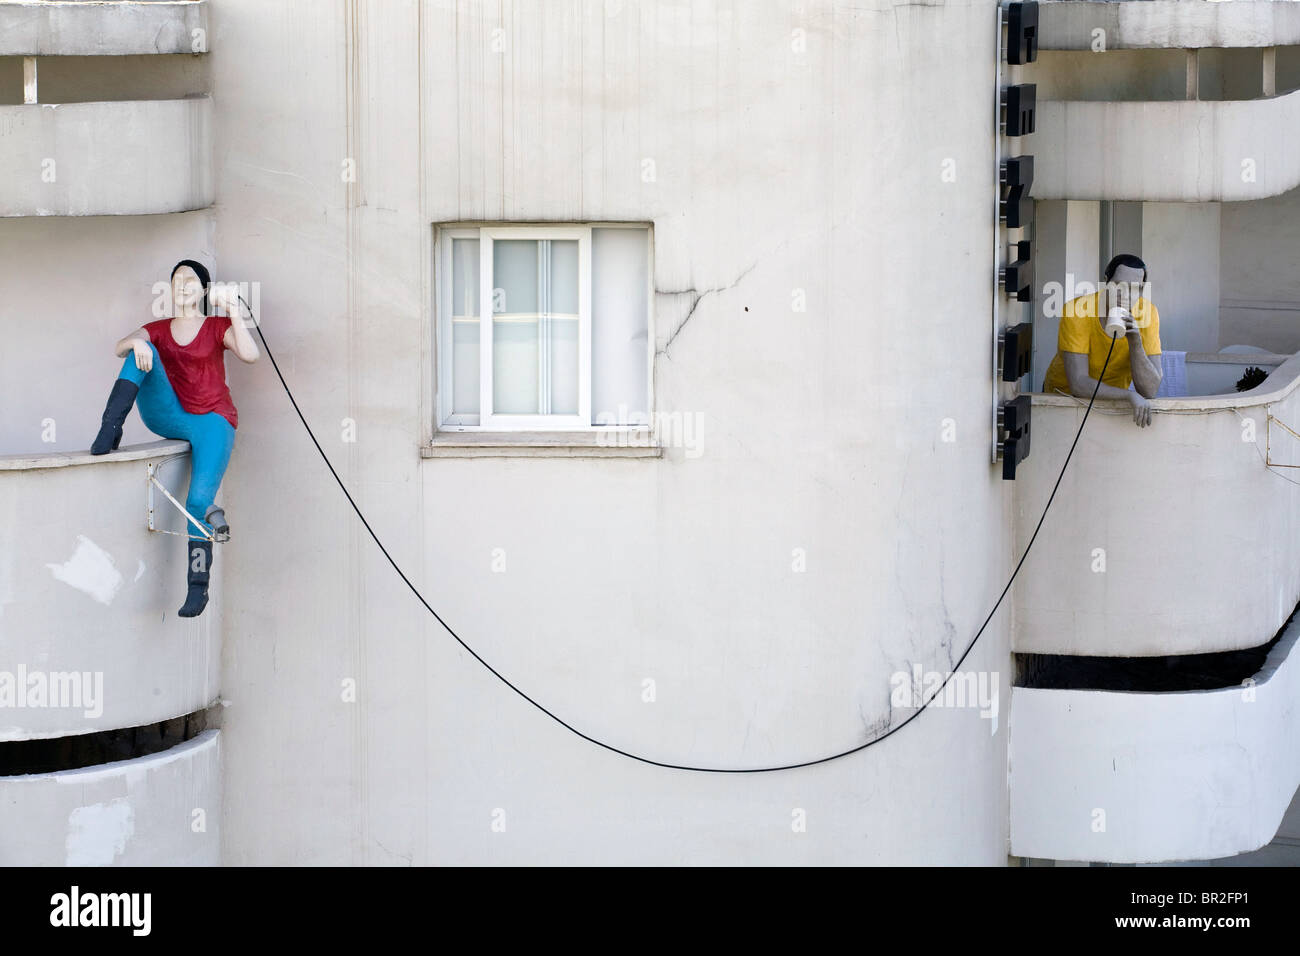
[1105,305,1130,338]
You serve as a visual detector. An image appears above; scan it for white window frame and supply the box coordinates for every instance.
[435,222,653,434]
[481,225,589,430]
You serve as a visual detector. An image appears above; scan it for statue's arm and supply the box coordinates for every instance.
[113,326,151,359]
[213,287,259,364]
[1063,351,1132,401]
[1125,330,1162,399]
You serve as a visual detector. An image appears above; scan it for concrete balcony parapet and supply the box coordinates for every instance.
[0,1,209,57]
[0,96,213,217]
[1015,351,1300,656]
[0,440,221,739]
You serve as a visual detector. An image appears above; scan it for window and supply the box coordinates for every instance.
[436,223,652,432]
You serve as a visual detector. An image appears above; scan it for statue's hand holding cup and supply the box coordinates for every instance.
[1105,305,1131,338]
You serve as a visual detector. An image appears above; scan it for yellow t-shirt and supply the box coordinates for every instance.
[1041,292,1161,394]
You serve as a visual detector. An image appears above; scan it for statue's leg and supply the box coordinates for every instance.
[89,348,151,454]
[132,345,192,441]
[183,413,236,543]
[177,413,234,619]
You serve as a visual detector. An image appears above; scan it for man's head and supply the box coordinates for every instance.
[1103,253,1148,311]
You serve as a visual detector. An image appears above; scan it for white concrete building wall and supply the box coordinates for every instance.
[1033,199,1099,390]
[208,0,1012,864]
[1142,202,1221,353]
[1220,184,1300,354]
[0,210,215,454]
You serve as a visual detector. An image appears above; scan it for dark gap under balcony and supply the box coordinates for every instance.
[0,707,211,776]
[1015,602,1297,692]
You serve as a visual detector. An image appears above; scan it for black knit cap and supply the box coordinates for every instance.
[171,259,212,316]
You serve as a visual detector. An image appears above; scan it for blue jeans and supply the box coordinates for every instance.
[118,343,235,541]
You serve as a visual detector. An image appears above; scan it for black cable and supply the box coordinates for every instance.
[239,295,1116,773]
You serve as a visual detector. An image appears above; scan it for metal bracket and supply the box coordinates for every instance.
[146,457,215,541]
[1266,413,1300,468]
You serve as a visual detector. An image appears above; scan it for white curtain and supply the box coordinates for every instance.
[451,238,480,416]
[591,228,649,425]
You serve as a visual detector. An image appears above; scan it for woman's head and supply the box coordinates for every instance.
[171,259,211,316]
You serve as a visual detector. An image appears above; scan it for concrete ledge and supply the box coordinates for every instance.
[1031,349,1300,412]
[0,438,189,471]
[0,730,221,865]
[1010,623,1300,863]
[0,1,209,56]
[425,431,663,459]
[0,97,213,217]
[1039,0,1300,51]
[1035,87,1300,202]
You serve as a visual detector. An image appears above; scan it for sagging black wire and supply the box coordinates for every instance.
[240,294,1116,773]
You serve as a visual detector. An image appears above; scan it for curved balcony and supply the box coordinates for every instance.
[1010,620,1300,864]
[0,96,213,217]
[0,730,221,865]
[1034,87,1300,202]
[1039,0,1300,52]
[0,1,208,57]
[0,440,221,740]
[1014,352,1300,657]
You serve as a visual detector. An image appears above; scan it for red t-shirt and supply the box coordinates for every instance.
[142,316,239,429]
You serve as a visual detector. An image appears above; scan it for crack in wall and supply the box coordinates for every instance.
[656,258,760,357]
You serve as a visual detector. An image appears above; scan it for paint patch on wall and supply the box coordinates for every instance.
[46,536,123,605]
[66,798,134,866]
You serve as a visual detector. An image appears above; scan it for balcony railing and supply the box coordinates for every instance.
[1010,617,1300,863]
[1014,351,1300,657]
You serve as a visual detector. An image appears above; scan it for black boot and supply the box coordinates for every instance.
[178,539,212,618]
[90,379,140,455]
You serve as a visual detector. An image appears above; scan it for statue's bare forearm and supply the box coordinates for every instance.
[1070,378,1132,400]
[113,328,150,358]
[1125,334,1162,398]
[227,305,260,364]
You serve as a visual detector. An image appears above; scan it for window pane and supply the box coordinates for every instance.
[492,238,580,416]
[548,239,579,415]
[493,239,540,413]
[592,228,649,425]
[451,238,480,416]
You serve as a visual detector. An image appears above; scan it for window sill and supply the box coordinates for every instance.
[423,431,662,459]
